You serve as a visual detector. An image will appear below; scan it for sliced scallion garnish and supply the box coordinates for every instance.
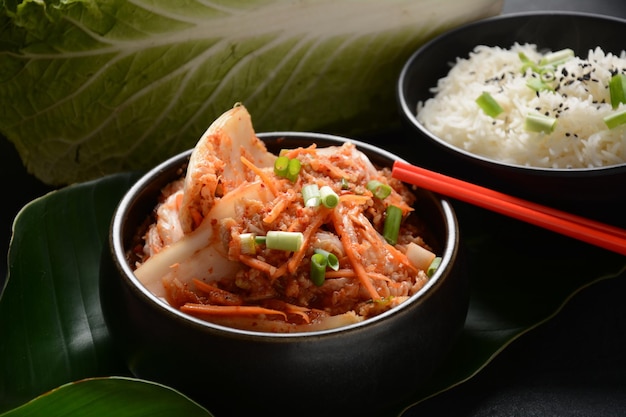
[539,48,574,67]
[314,248,339,271]
[274,156,290,178]
[427,257,442,277]
[265,231,304,252]
[310,253,327,286]
[366,180,392,199]
[383,205,402,245]
[286,158,301,182]
[519,52,540,73]
[539,69,556,83]
[609,73,626,109]
[525,112,557,133]
[320,185,339,208]
[274,155,301,182]
[475,91,503,118]
[302,184,321,207]
[239,233,258,255]
[526,77,553,92]
[604,108,626,129]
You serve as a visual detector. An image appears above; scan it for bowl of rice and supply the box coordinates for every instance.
[398,12,626,206]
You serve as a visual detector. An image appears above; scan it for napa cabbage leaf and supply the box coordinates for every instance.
[0,0,502,185]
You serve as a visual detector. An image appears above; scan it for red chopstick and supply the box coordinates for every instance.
[392,160,626,256]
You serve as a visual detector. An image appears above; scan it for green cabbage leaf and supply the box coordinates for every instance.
[0,0,502,185]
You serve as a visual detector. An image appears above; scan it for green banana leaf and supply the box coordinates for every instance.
[1,172,625,416]
[0,377,212,417]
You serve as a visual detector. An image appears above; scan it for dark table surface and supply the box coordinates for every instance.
[2,1,626,416]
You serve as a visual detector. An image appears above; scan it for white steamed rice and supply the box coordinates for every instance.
[417,43,626,168]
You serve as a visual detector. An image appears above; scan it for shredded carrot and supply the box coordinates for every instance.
[263,192,293,224]
[325,268,391,282]
[283,303,312,323]
[325,268,356,278]
[309,158,352,180]
[192,278,216,293]
[367,272,392,282]
[181,303,287,320]
[331,208,381,300]
[192,279,243,306]
[238,254,277,276]
[339,194,371,205]
[283,144,317,159]
[240,155,279,196]
[287,209,329,274]
[270,262,289,281]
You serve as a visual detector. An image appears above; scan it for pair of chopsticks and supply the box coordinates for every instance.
[391,160,626,256]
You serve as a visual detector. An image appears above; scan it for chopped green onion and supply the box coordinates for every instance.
[239,233,258,255]
[302,184,321,207]
[320,185,339,208]
[604,108,626,129]
[475,92,503,118]
[539,69,556,83]
[265,231,304,252]
[427,257,442,277]
[286,158,301,182]
[274,156,301,182]
[609,73,626,109]
[366,180,392,199]
[539,48,574,67]
[310,253,327,286]
[274,156,290,177]
[341,178,350,190]
[526,77,553,92]
[383,205,402,245]
[525,112,557,133]
[314,248,339,271]
[519,52,540,73]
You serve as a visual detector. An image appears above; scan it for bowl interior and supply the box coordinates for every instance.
[114,131,460,337]
[398,12,626,205]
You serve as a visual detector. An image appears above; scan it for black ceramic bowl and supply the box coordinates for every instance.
[398,12,626,207]
[99,132,467,417]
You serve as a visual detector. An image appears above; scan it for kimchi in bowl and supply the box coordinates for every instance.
[100,121,467,416]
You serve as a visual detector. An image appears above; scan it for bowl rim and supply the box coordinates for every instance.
[397,10,626,176]
[110,131,460,340]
